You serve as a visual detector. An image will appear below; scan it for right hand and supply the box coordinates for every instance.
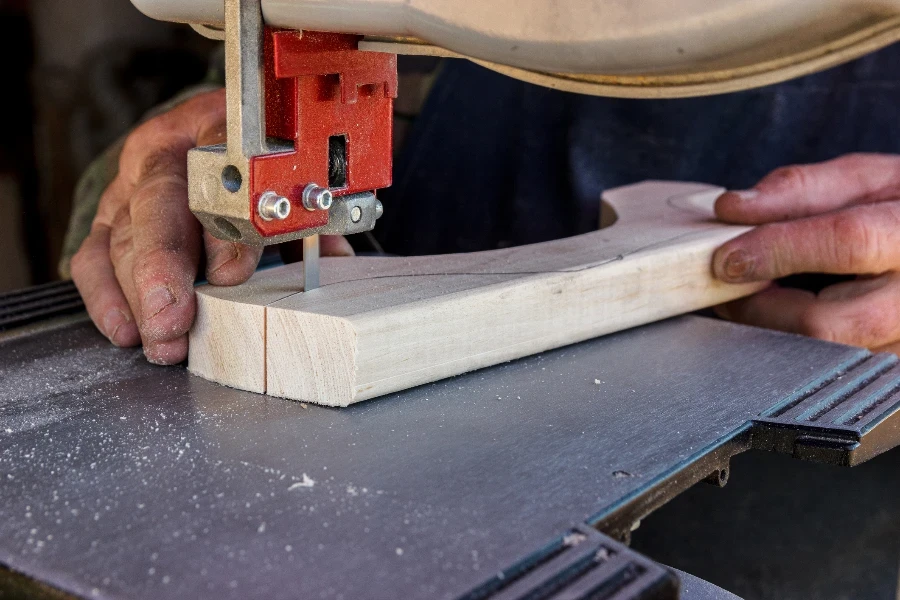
[711,153,900,352]
[71,89,353,365]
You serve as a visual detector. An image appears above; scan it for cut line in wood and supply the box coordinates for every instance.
[189,181,766,406]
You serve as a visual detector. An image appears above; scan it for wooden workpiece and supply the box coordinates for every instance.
[188,181,765,406]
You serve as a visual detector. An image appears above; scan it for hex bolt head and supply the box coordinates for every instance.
[303,183,333,212]
[258,191,291,221]
[350,206,362,223]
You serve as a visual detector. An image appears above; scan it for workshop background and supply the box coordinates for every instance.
[0,0,216,293]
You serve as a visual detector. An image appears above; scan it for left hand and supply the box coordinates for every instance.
[712,153,900,352]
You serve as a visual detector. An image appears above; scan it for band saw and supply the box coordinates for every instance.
[5,1,900,599]
[134,0,900,291]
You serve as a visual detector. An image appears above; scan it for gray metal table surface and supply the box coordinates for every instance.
[2,309,900,600]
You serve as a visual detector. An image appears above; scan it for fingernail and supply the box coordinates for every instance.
[208,245,240,275]
[718,249,756,282]
[729,189,759,201]
[142,286,176,321]
[102,308,130,346]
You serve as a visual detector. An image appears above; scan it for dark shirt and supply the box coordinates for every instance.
[376,45,900,256]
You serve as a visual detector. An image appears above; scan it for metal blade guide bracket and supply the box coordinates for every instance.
[186,0,394,251]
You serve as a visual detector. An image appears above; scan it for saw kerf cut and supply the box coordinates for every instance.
[188,181,765,406]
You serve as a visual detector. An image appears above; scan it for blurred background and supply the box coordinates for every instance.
[0,0,217,292]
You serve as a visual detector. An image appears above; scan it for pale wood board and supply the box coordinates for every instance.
[189,181,766,406]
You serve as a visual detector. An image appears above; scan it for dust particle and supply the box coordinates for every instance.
[287,474,315,490]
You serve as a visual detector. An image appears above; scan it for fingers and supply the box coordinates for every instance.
[710,153,900,349]
[280,235,355,265]
[73,89,231,364]
[128,150,202,365]
[715,286,821,338]
[204,234,351,288]
[204,233,263,285]
[716,273,900,348]
[715,153,900,225]
[71,226,141,347]
[875,338,900,357]
[320,235,355,257]
[713,201,900,283]
[107,90,227,365]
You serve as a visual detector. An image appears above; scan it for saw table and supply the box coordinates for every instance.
[3,282,900,600]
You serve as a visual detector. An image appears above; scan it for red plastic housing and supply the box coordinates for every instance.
[249,29,397,238]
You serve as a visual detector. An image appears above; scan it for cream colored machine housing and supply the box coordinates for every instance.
[128,0,900,293]
[131,0,900,98]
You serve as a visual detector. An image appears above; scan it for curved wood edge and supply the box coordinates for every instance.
[189,181,766,406]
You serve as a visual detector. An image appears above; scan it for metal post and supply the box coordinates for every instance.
[224,0,267,165]
[303,235,320,291]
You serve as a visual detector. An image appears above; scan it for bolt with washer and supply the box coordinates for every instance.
[303,183,333,212]
[258,191,291,221]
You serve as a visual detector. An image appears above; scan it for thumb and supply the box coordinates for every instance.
[320,235,355,257]
[280,235,355,265]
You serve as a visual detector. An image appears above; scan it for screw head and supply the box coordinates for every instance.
[374,200,384,220]
[303,184,333,211]
[258,191,291,221]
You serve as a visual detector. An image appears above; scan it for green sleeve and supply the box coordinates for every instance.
[59,77,224,279]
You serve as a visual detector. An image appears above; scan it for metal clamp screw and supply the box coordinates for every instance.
[258,191,291,221]
[303,183,333,212]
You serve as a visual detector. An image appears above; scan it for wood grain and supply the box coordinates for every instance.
[189,181,766,405]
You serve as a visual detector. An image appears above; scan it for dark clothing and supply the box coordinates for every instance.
[374,48,900,599]
[377,45,900,256]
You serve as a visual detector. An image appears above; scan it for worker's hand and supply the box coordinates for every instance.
[71,89,353,365]
[712,153,900,351]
